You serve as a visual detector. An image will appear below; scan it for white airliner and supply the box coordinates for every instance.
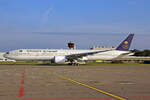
[4,34,134,65]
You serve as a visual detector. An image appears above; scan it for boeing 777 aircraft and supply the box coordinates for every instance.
[4,34,134,65]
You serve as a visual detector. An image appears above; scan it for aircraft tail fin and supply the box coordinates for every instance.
[116,33,134,51]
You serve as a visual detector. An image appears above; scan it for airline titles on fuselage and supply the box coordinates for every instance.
[25,50,58,53]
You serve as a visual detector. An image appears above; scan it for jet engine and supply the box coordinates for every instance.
[53,56,66,64]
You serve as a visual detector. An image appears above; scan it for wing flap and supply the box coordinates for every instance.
[66,50,109,60]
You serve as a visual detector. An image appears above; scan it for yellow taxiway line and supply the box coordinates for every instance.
[42,69,126,100]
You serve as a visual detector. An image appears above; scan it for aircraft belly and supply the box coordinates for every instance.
[11,56,54,61]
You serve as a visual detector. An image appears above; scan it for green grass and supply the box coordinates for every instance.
[0,62,69,66]
[0,62,47,65]
[84,62,150,66]
[0,61,149,66]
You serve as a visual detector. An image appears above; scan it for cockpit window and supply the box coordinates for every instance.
[19,50,23,52]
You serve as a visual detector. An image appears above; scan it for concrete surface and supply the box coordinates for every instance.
[0,65,150,100]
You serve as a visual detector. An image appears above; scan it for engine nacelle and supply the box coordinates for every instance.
[81,57,88,61]
[78,57,88,61]
[53,56,66,64]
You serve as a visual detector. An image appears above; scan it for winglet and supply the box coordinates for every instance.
[116,33,134,51]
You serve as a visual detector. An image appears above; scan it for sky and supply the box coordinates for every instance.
[0,0,150,51]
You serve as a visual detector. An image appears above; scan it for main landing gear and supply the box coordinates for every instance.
[69,60,80,66]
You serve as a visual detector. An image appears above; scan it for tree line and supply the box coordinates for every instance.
[132,49,150,56]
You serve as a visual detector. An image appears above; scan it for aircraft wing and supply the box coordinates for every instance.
[66,50,110,60]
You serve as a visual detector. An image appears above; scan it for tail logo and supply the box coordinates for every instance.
[116,33,134,51]
[122,41,129,49]
[123,45,128,49]
[124,41,128,44]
